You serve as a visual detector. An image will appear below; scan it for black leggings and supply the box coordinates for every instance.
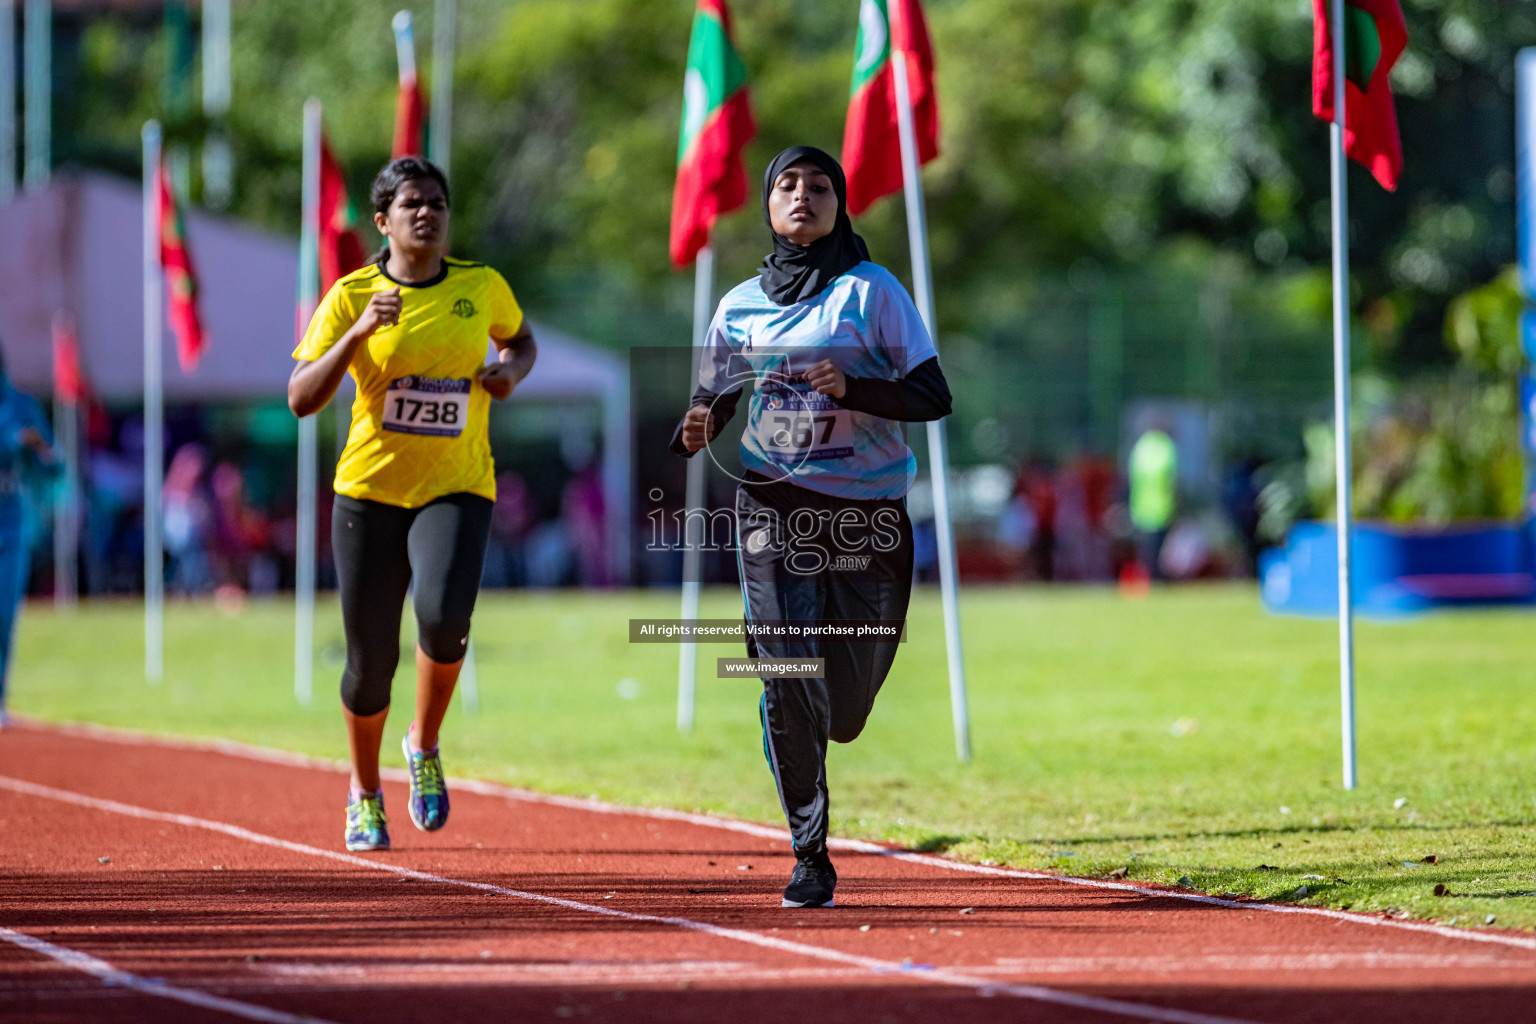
[332,492,493,716]
[734,475,915,857]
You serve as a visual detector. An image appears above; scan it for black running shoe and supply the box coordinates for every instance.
[781,853,837,908]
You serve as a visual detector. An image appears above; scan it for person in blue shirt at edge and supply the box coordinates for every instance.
[671,146,952,909]
[0,339,62,729]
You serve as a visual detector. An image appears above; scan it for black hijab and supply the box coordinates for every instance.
[758,146,870,306]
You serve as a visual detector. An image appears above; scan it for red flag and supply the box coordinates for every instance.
[392,12,427,158]
[841,0,939,216]
[320,137,367,293]
[51,311,89,405]
[156,163,207,371]
[392,73,426,159]
[669,0,756,268]
[1312,0,1407,191]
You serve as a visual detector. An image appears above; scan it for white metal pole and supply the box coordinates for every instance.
[678,245,713,732]
[0,0,14,203]
[890,31,971,762]
[142,120,163,683]
[430,0,455,178]
[429,0,478,711]
[201,0,232,208]
[393,10,416,90]
[21,0,46,191]
[296,99,321,707]
[1328,0,1358,790]
[51,382,76,609]
[295,423,316,704]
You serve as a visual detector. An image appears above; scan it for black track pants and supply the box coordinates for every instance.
[332,492,493,716]
[734,475,914,858]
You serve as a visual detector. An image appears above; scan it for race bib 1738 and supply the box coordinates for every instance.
[381,376,471,437]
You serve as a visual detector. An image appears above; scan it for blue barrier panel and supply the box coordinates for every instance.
[1261,521,1536,617]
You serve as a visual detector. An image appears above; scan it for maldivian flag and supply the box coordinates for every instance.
[842,0,938,216]
[393,74,426,158]
[670,0,755,268]
[156,163,207,371]
[320,136,366,294]
[51,311,89,405]
[392,11,426,158]
[1312,0,1407,191]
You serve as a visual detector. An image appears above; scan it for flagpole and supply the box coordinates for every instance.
[428,1,482,714]
[0,0,14,203]
[51,315,78,610]
[393,11,416,85]
[142,120,164,684]
[678,244,713,732]
[430,0,455,178]
[1328,0,1358,790]
[890,26,971,763]
[201,0,231,208]
[296,99,321,707]
[21,0,47,192]
[50,389,76,608]
[392,10,419,160]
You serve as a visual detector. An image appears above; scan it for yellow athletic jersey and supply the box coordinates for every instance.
[294,257,523,508]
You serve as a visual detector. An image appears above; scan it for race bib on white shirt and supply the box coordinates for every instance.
[751,383,855,464]
[381,376,471,437]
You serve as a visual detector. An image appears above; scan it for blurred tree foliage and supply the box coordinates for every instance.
[60,0,1536,402]
[1258,267,1525,535]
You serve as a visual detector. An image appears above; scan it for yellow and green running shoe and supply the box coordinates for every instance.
[344,790,390,852]
[403,728,449,832]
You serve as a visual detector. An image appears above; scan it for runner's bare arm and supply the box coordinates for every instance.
[478,321,537,401]
[288,288,402,417]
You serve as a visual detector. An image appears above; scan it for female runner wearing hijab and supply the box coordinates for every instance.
[671,146,952,908]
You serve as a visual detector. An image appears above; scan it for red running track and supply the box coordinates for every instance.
[1,720,1534,1023]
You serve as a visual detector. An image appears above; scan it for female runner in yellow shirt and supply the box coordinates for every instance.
[289,157,536,851]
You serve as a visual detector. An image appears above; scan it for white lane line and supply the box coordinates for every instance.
[0,774,1262,1024]
[26,717,1536,953]
[0,924,340,1024]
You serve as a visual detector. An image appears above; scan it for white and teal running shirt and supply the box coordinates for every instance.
[696,263,937,500]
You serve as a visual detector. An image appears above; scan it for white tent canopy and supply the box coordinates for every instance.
[0,172,631,580]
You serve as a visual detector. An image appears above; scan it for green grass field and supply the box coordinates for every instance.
[11,584,1536,931]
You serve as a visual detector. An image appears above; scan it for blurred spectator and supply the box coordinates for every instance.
[209,462,272,593]
[995,491,1036,569]
[163,443,213,594]
[1056,453,1116,581]
[483,470,535,587]
[0,343,60,724]
[1160,519,1214,579]
[1129,426,1177,581]
[1015,458,1058,580]
[84,422,144,594]
[525,520,573,587]
[562,463,607,587]
[1221,457,1263,577]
